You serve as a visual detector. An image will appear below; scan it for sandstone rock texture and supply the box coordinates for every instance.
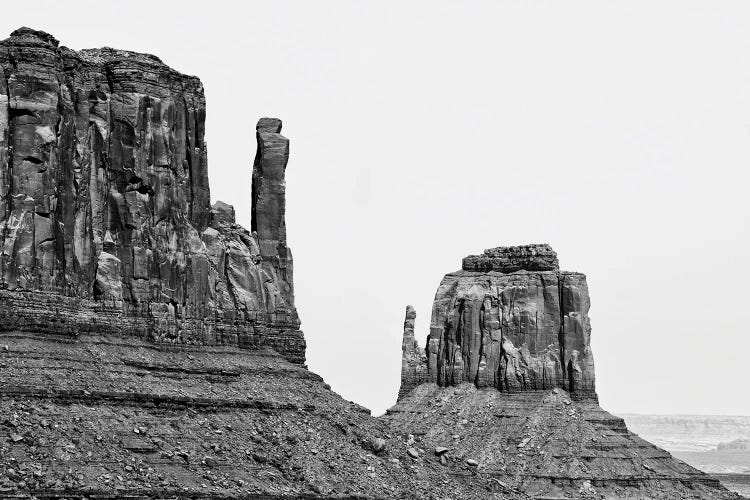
[399,244,596,400]
[0,28,303,363]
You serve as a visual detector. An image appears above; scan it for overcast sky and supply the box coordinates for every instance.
[4,1,749,416]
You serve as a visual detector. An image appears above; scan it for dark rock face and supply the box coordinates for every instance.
[0,28,302,363]
[399,244,595,400]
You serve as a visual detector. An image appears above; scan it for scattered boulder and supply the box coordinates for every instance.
[371,438,386,453]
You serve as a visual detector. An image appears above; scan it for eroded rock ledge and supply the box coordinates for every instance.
[0,28,303,362]
[400,244,596,400]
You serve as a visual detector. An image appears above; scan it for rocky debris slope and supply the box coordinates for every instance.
[389,246,742,499]
[399,244,595,401]
[0,28,303,362]
[0,332,529,499]
[385,384,740,499]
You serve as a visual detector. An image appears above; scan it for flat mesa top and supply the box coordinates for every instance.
[0,27,205,85]
[461,243,559,273]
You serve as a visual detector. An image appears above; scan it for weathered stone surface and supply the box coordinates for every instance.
[0,28,302,363]
[400,244,595,400]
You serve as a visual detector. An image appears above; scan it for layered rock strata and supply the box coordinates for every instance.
[399,244,595,400]
[0,28,303,362]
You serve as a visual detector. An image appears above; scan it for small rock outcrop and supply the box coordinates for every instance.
[399,244,595,400]
[0,28,302,362]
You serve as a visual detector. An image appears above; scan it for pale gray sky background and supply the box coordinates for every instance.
[4,1,749,416]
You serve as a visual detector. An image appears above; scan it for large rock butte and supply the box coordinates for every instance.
[0,27,303,363]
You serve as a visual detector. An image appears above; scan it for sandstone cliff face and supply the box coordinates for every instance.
[0,28,302,362]
[400,244,595,400]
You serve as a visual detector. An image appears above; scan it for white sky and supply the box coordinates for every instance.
[3,1,749,416]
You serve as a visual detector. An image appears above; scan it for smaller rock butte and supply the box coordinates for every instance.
[399,244,596,401]
[390,244,740,499]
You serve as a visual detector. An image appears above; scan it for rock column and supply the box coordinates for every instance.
[252,118,294,307]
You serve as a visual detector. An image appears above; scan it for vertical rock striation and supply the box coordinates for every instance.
[0,28,303,362]
[400,244,595,400]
